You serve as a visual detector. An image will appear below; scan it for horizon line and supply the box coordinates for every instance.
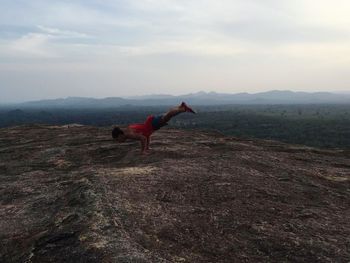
[2,89,350,104]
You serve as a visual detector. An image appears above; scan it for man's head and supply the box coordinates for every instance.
[112,127,126,142]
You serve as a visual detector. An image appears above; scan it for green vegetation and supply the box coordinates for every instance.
[1,104,350,149]
[174,105,350,149]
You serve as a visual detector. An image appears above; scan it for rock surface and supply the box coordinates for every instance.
[0,125,349,262]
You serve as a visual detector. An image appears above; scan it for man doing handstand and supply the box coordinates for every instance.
[112,102,196,155]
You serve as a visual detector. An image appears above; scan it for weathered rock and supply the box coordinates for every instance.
[0,125,349,262]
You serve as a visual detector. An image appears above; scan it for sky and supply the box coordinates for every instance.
[1,0,350,102]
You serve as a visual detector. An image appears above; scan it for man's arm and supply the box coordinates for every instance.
[146,136,150,150]
[125,132,147,153]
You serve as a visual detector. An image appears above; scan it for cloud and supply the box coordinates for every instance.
[1,0,350,102]
[10,33,56,58]
[2,25,91,59]
[37,25,90,38]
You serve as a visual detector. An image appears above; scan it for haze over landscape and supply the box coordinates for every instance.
[2,2,350,262]
[1,0,350,102]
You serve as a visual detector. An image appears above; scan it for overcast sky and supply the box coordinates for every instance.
[1,0,350,102]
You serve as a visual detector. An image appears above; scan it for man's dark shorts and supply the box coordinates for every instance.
[151,115,167,130]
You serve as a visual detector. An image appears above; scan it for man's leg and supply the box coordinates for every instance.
[161,106,185,123]
[160,102,195,124]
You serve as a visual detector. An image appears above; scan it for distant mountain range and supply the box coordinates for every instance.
[4,90,350,108]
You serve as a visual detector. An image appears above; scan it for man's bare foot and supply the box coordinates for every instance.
[181,102,196,114]
[141,151,151,155]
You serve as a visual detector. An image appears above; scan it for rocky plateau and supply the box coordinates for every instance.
[0,125,349,262]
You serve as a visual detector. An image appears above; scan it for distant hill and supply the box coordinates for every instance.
[5,90,350,108]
